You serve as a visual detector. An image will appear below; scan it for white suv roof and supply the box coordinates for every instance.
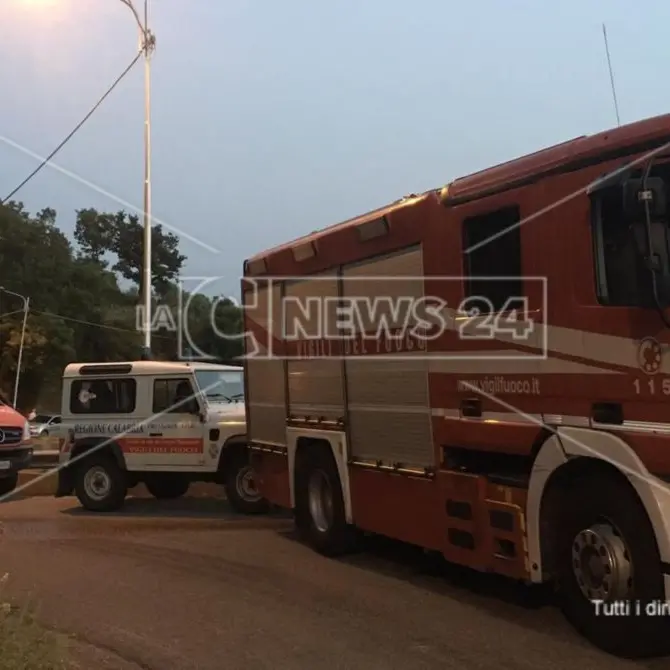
[63,360,243,378]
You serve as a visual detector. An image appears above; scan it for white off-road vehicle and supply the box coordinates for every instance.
[54,360,268,514]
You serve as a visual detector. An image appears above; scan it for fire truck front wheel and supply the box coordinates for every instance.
[295,447,357,557]
[556,472,670,658]
[74,453,128,513]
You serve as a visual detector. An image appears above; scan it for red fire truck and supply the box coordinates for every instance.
[243,113,670,658]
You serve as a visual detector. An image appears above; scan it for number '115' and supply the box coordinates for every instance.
[633,378,670,395]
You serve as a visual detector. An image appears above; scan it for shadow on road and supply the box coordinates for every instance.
[279,527,554,608]
[54,482,263,519]
[58,491,292,522]
[276,527,634,660]
[60,495,239,519]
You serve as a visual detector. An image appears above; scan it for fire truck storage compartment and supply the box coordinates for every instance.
[285,274,345,422]
[341,246,433,468]
[244,283,287,446]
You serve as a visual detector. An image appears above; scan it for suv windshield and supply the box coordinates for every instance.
[194,369,244,403]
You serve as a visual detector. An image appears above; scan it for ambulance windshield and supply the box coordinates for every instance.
[194,369,244,403]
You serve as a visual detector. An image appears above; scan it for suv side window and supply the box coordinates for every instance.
[70,378,137,414]
[462,206,524,312]
[153,378,199,414]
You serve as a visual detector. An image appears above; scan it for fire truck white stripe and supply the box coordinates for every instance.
[437,306,647,372]
[245,309,649,374]
[432,409,670,436]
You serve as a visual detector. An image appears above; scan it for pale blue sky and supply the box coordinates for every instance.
[0,0,668,298]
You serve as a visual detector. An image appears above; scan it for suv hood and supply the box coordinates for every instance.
[205,402,246,420]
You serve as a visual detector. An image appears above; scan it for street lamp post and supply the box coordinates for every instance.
[120,0,155,360]
[0,287,30,409]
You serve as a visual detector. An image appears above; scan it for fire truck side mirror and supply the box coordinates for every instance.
[623,177,666,219]
[632,219,670,305]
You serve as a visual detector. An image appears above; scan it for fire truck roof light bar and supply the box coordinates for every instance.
[356,216,389,242]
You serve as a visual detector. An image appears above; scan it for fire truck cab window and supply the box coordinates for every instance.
[462,206,523,312]
[70,378,136,414]
[591,183,654,307]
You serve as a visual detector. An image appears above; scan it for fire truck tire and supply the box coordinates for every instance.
[74,453,127,513]
[296,448,357,557]
[224,453,269,515]
[145,475,190,500]
[0,474,18,497]
[556,473,670,658]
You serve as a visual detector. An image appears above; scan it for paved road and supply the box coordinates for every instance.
[0,495,667,670]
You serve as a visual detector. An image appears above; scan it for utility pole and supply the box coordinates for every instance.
[120,0,156,360]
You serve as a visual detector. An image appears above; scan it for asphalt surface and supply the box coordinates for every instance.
[0,495,667,670]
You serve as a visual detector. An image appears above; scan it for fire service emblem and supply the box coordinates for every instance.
[637,337,663,375]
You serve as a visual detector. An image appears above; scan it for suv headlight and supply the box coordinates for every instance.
[22,421,30,441]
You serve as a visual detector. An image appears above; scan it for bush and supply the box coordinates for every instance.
[0,573,68,669]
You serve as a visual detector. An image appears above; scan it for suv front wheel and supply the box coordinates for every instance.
[75,454,127,512]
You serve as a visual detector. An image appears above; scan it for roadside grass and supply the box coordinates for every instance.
[0,574,68,669]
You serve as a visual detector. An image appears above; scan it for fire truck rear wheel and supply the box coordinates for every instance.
[556,472,670,658]
[296,448,356,557]
[75,453,127,513]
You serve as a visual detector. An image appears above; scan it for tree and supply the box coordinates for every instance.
[0,201,244,411]
[74,209,186,296]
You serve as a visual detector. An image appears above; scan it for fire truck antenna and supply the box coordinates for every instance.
[602,22,621,127]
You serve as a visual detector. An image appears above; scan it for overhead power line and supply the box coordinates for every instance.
[2,50,142,204]
[0,304,172,340]
[32,308,173,340]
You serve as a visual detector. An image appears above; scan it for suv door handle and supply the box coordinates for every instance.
[149,432,163,437]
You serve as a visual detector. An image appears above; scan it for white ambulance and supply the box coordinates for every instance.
[54,360,267,514]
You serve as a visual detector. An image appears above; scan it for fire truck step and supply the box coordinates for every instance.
[439,469,529,576]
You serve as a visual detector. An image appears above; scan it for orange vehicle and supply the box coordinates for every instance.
[243,113,670,658]
[0,393,33,496]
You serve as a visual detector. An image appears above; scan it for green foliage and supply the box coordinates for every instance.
[0,202,243,412]
[0,574,68,669]
[74,208,186,296]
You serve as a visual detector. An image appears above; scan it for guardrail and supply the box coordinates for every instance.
[30,451,58,467]
[30,436,59,468]
[32,435,59,452]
